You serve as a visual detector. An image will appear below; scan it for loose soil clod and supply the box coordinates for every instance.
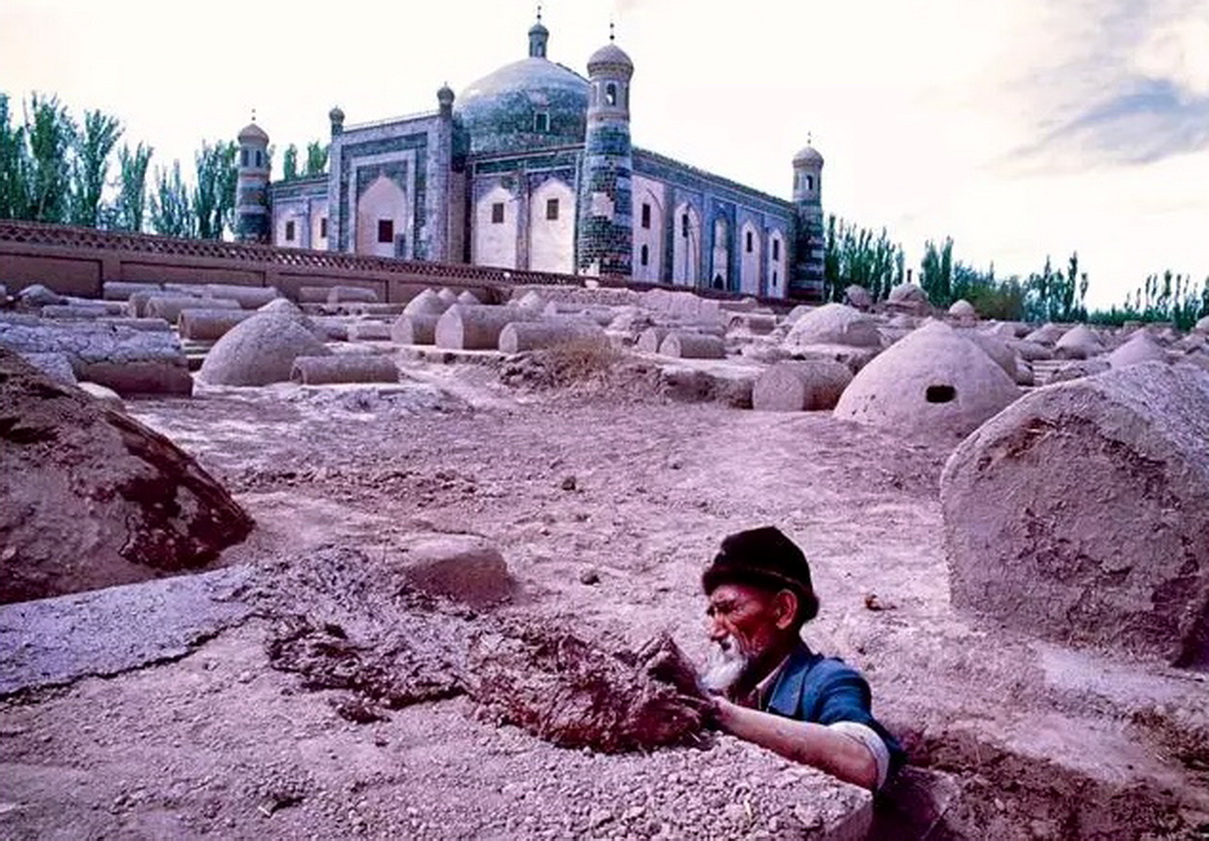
[468,623,710,754]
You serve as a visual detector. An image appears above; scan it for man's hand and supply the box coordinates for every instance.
[636,632,706,698]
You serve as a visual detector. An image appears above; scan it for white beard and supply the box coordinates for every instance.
[699,636,751,694]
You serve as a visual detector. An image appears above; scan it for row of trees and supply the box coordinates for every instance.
[823,212,1206,326]
[0,92,327,239]
[281,142,328,182]
[1088,271,1209,331]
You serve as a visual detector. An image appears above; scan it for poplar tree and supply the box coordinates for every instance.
[114,142,153,232]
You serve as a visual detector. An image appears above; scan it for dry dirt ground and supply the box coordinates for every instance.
[2,357,1208,840]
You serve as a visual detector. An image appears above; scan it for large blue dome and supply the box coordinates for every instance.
[455,58,588,157]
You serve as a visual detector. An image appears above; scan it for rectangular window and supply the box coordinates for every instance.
[254,150,263,168]
[640,244,649,266]
[377,219,394,244]
[546,198,559,220]
[284,220,295,241]
[240,149,249,167]
[641,203,651,229]
[491,202,505,224]
[320,217,328,238]
[746,231,753,253]
[681,214,689,238]
[772,239,780,260]
[534,112,550,132]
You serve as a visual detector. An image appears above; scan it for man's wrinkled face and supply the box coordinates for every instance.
[701,583,788,693]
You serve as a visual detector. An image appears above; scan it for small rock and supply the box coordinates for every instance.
[579,569,601,586]
[560,475,577,491]
[864,593,897,611]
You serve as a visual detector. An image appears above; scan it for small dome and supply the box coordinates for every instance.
[328,106,345,122]
[529,20,549,37]
[437,84,455,105]
[238,122,269,144]
[587,42,634,77]
[793,144,824,167]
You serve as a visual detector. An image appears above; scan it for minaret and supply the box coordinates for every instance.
[791,139,825,298]
[431,84,456,262]
[235,116,271,243]
[576,26,634,277]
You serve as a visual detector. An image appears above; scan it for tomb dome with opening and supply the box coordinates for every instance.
[455,19,589,157]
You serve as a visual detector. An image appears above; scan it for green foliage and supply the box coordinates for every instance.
[823,214,905,303]
[114,142,153,232]
[69,109,123,227]
[919,237,954,305]
[192,140,237,239]
[1023,253,1087,323]
[282,143,298,181]
[22,93,76,223]
[1088,272,1209,331]
[304,140,328,176]
[149,161,195,238]
[0,94,30,219]
[950,261,1028,321]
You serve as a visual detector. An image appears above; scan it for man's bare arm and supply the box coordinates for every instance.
[712,697,879,790]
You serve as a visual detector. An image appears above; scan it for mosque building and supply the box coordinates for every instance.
[236,14,825,300]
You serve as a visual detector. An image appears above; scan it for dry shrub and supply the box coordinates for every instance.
[500,337,625,390]
[537,337,622,385]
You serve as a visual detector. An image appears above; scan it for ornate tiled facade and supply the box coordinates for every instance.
[239,15,825,299]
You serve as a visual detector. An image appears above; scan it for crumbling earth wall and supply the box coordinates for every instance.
[0,348,254,603]
[941,362,1209,667]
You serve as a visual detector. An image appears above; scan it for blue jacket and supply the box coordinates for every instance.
[762,644,906,777]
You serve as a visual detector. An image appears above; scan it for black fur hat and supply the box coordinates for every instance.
[702,526,819,623]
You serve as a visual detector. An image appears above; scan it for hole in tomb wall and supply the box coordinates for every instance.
[926,385,956,404]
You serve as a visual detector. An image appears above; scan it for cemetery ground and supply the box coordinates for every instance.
[1,359,1207,840]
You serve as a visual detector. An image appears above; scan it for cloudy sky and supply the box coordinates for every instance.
[3,0,1207,306]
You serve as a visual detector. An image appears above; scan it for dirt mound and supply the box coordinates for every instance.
[948,299,977,320]
[1108,331,1168,368]
[785,302,880,348]
[886,282,929,313]
[0,348,253,604]
[1054,324,1104,360]
[834,321,1020,442]
[941,362,1209,667]
[267,614,464,719]
[199,313,329,386]
[468,623,709,754]
[258,548,707,752]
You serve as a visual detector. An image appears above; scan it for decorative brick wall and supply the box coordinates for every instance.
[0,220,584,303]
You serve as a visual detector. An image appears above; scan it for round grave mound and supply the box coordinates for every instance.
[1108,331,1167,369]
[833,321,1019,441]
[198,313,329,386]
[941,362,1209,667]
[785,303,880,348]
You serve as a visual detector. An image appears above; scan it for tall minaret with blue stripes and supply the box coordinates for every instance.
[576,27,634,277]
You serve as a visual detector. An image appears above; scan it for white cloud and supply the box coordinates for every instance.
[1131,8,1209,98]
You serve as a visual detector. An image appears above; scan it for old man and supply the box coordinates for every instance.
[696,526,904,790]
